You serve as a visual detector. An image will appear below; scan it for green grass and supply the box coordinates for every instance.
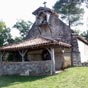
[0,67,88,88]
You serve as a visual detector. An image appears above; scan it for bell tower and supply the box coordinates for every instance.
[26,3,59,39]
[32,2,59,36]
[32,2,57,26]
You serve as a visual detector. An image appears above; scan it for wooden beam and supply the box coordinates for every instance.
[0,52,3,62]
[19,50,27,62]
[48,48,55,74]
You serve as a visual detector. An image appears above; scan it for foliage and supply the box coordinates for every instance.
[82,0,88,8]
[53,0,84,28]
[13,20,32,39]
[0,20,32,46]
[74,29,81,34]
[0,67,88,88]
[0,21,12,46]
[14,37,22,42]
[81,30,88,41]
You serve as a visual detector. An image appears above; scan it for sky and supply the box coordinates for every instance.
[0,0,57,26]
[76,3,88,32]
[0,0,57,38]
[0,0,88,38]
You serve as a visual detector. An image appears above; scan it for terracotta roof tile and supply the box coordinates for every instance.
[0,37,71,51]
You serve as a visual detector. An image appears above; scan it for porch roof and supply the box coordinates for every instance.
[0,37,71,51]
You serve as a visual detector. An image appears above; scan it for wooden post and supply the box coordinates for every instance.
[19,50,27,62]
[0,52,3,62]
[48,48,55,74]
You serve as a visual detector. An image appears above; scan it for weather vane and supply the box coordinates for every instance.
[43,1,47,7]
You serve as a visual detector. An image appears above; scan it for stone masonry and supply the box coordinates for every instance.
[71,33,81,66]
[0,60,51,76]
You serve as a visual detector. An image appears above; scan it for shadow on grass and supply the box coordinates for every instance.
[0,75,49,88]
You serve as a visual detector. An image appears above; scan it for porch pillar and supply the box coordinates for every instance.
[0,52,3,62]
[19,50,27,62]
[49,48,55,74]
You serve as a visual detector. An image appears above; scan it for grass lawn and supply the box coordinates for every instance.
[0,67,88,88]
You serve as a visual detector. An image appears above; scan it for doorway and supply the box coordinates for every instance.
[42,49,51,60]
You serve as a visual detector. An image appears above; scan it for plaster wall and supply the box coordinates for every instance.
[77,39,88,62]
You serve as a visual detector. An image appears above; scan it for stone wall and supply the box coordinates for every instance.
[26,14,72,45]
[55,53,64,70]
[71,34,81,66]
[27,50,42,61]
[64,52,71,68]
[82,63,88,66]
[0,61,51,76]
[54,48,64,70]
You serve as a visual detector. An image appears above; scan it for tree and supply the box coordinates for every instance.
[13,20,32,39]
[74,29,81,35]
[53,0,84,28]
[13,37,22,43]
[81,30,88,41]
[0,21,12,46]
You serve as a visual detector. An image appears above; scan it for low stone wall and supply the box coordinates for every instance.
[0,60,51,76]
[82,63,88,66]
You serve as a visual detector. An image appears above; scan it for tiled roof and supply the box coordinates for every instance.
[77,35,88,45]
[32,7,58,17]
[0,37,71,51]
[32,7,52,15]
